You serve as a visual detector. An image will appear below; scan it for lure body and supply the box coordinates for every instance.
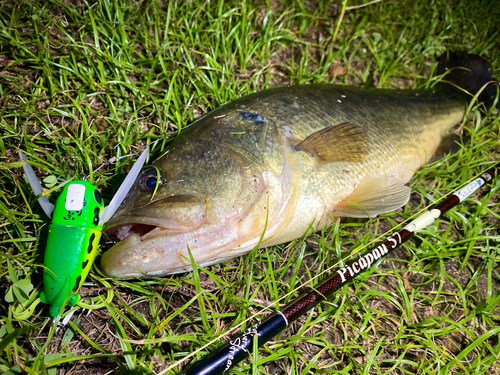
[40,181,104,317]
[19,149,149,317]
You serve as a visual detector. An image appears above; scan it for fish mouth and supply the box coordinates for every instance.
[105,223,160,241]
[104,194,207,243]
[104,214,199,242]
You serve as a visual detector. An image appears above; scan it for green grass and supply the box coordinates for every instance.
[1,0,499,374]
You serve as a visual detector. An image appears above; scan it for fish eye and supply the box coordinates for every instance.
[139,169,164,191]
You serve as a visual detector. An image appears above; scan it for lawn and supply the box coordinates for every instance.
[0,0,499,374]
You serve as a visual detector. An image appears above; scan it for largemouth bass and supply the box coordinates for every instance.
[101,53,498,278]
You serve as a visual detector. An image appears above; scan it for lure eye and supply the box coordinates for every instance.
[94,189,102,205]
[139,169,164,191]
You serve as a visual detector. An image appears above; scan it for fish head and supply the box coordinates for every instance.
[101,136,269,277]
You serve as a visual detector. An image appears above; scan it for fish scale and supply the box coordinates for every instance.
[101,83,468,277]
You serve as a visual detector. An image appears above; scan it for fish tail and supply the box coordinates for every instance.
[438,52,499,109]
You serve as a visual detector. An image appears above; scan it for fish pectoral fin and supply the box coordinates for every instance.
[295,122,370,164]
[333,175,411,218]
[428,133,468,163]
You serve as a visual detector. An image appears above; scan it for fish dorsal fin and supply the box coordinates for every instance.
[332,174,411,218]
[428,133,468,164]
[296,122,370,164]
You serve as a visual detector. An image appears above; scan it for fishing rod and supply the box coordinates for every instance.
[180,163,499,375]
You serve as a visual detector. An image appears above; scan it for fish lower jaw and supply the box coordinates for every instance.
[105,222,192,242]
[100,227,264,278]
[114,252,244,277]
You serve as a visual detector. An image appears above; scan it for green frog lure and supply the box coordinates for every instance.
[19,149,148,317]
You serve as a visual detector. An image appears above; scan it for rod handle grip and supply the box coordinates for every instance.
[182,312,287,375]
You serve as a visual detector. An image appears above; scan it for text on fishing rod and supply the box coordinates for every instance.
[337,233,402,283]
